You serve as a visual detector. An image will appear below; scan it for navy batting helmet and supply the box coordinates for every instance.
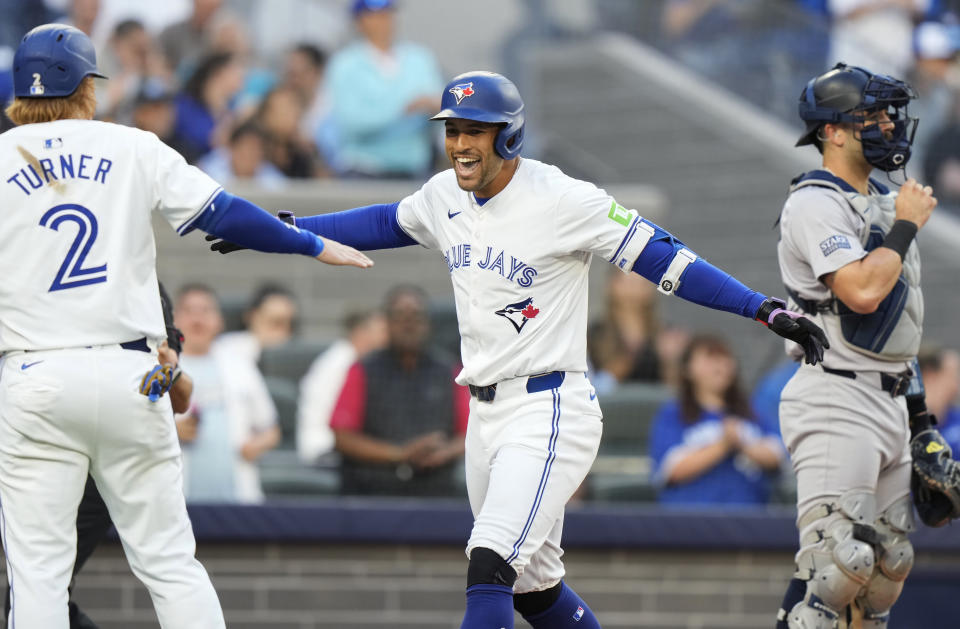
[13,24,106,98]
[431,71,524,160]
[796,63,917,172]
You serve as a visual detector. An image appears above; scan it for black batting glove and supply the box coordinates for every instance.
[755,297,829,365]
[206,210,297,254]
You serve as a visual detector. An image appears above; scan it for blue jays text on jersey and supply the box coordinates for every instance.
[6,152,112,195]
[443,243,538,288]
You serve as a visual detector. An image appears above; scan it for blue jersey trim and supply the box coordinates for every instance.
[176,186,224,236]
[609,216,641,264]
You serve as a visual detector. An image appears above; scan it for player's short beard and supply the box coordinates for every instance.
[455,155,502,194]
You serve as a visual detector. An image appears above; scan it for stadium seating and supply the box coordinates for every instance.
[589,383,672,502]
[258,341,335,497]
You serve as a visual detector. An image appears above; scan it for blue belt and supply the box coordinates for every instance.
[468,371,565,403]
[119,337,150,353]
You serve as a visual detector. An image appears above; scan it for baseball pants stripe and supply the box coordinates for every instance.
[507,388,561,564]
[465,373,601,592]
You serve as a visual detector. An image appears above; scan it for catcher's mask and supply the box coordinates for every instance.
[797,63,917,173]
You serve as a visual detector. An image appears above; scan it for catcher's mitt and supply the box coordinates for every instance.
[911,427,960,527]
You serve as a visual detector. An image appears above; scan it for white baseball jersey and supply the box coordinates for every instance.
[0,119,221,352]
[397,158,651,386]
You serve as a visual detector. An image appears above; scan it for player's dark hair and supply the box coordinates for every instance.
[183,52,234,103]
[678,334,752,423]
[292,43,327,69]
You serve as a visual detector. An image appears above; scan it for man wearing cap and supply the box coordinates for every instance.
[324,0,443,178]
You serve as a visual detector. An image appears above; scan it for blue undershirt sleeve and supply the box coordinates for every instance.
[631,219,768,320]
[294,202,417,251]
[187,191,324,257]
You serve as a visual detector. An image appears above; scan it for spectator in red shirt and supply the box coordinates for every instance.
[331,285,469,496]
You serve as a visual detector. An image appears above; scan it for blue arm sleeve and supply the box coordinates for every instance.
[188,191,323,257]
[631,220,768,319]
[294,202,417,251]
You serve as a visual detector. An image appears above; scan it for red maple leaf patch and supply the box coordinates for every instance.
[521,305,539,319]
[462,86,474,96]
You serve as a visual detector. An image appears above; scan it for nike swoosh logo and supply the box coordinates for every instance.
[21,360,44,370]
[448,209,462,219]
[589,391,597,401]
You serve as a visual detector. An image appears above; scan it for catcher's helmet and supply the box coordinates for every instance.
[431,71,524,160]
[13,23,106,98]
[796,63,917,172]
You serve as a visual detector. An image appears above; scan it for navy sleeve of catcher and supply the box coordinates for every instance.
[294,202,417,250]
[631,219,768,319]
[188,191,323,256]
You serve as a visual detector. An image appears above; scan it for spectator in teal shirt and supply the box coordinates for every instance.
[323,0,443,178]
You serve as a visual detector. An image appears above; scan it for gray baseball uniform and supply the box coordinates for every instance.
[777,169,920,627]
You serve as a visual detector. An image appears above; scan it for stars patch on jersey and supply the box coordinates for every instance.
[819,234,852,257]
[495,297,539,334]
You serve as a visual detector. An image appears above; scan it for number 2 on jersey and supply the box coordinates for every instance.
[39,204,107,292]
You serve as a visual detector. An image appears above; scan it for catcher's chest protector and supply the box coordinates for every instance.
[789,170,923,361]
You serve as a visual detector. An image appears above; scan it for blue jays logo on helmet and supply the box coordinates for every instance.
[13,23,107,99]
[431,71,525,160]
[494,297,540,334]
[449,82,475,105]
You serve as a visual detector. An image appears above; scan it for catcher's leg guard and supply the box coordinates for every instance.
[788,491,878,629]
[855,495,916,628]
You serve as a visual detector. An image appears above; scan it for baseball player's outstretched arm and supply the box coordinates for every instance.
[190,192,373,267]
[208,203,417,254]
[631,219,828,364]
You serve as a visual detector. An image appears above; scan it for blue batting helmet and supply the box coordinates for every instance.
[13,24,106,98]
[796,63,917,172]
[431,71,524,160]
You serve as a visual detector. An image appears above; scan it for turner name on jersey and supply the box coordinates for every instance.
[0,119,222,353]
[7,151,113,195]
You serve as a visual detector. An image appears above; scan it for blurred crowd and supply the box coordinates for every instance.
[0,0,444,181]
[598,0,960,214]
[175,273,960,509]
[3,0,959,508]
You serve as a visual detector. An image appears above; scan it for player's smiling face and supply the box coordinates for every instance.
[444,119,515,198]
